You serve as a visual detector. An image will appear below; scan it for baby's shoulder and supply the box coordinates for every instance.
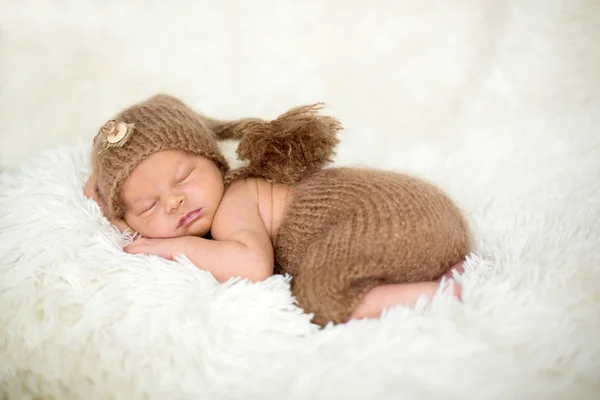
[220,177,291,238]
[225,176,288,196]
[220,178,271,213]
[224,177,263,200]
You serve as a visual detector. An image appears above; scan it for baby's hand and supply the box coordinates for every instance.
[124,237,178,260]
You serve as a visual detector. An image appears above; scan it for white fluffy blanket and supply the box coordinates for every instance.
[1,1,599,399]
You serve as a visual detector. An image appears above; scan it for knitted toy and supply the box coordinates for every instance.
[92,95,471,326]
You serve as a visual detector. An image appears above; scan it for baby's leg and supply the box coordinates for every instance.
[350,280,461,320]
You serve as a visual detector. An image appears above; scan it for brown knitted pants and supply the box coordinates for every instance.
[273,168,470,326]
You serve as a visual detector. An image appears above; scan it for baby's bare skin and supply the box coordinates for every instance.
[251,178,293,240]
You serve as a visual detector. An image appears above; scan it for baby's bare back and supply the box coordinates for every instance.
[222,178,293,241]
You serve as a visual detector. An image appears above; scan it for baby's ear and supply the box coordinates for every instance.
[219,104,342,184]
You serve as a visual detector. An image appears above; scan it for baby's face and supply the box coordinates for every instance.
[121,150,224,238]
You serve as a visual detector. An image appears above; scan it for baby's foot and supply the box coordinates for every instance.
[438,275,462,301]
[447,281,462,300]
[437,261,465,282]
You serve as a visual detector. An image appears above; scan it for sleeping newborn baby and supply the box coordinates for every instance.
[85,94,470,326]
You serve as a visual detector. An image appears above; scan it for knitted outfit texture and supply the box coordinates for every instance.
[274,168,470,326]
[91,94,471,327]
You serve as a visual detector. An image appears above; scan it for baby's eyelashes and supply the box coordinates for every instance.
[138,202,157,217]
[176,168,195,184]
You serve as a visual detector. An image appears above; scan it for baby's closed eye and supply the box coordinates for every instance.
[176,168,195,184]
[138,202,157,216]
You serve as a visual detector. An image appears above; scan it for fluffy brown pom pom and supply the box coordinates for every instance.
[221,103,342,184]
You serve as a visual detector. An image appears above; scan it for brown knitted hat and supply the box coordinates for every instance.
[92,94,229,219]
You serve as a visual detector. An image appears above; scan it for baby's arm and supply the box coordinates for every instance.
[206,179,275,282]
[127,180,274,283]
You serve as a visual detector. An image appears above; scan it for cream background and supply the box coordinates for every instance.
[1,1,599,398]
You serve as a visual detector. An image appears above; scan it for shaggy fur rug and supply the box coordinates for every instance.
[1,1,599,399]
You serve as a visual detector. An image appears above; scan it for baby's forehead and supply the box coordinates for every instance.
[120,150,199,198]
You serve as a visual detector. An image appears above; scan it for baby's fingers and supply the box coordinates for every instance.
[124,238,173,260]
[124,238,149,254]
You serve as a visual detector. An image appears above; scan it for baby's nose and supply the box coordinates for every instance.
[166,194,185,212]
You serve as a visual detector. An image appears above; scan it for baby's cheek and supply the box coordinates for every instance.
[144,217,180,239]
[125,212,181,239]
